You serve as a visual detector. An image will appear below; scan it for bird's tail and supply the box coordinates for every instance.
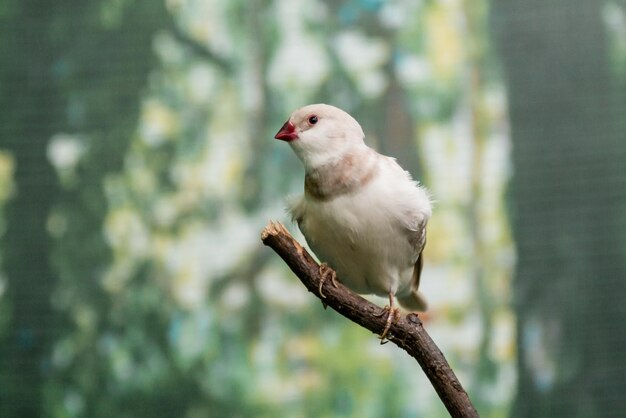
[397,290,428,312]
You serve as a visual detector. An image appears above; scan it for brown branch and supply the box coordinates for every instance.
[261,221,479,418]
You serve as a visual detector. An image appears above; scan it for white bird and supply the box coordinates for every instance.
[275,104,432,341]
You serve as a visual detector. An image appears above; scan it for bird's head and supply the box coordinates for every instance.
[275,104,365,170]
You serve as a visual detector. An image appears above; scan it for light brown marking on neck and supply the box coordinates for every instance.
[304,149,379,201]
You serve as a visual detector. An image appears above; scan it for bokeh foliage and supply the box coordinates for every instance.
[0,0,625,417]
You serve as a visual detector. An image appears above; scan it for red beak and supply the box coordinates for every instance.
[274,121,298,141]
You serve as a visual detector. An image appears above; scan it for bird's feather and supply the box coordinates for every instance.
[278,104,432,311]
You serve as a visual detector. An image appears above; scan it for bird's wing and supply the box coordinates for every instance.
[405,215,427,285]
[396,222,429,311]
[410,225,427,283]
[387,157,429,310]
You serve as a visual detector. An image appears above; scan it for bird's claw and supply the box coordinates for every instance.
[376,306,400,344]
[375,293,400,344]
[318,263,338,298]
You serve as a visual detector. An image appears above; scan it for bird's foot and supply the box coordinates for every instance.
[375,293,400,344]
[318,263,338,299]
[375,305,400,344]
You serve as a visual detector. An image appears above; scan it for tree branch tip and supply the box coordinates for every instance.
[258,222,478,416]
[261,220,288,242]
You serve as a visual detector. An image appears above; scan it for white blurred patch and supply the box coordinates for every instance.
[428,310,482,354]
[197,0,233,58]
[161,224,213,309]
[524,317,558,392]
[334,31,390,73]
[186,63,217,104]
[267,0,330,97]
[334,31,390,98]
[257,266,310,308]
[604,2,626,33]
[140,100,178,147]
[380,2,407,29]
[380,0,424,29]
[356,71,388,99]
[396,54,432,87]
[156,210,263,309]
[47,133,85,171]
[104,208,151,258]
[268,35,330,92]
[221,282,250,311]
[153,32,186,65]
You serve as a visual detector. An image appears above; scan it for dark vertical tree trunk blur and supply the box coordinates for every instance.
[0,3,62,417]
[378,77,423,178]
[492,1,626,416]
[0,1,168,416]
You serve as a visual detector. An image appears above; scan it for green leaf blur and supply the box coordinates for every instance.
[1,0,625,417]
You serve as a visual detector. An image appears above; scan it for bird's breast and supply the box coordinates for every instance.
[299,178,422,296]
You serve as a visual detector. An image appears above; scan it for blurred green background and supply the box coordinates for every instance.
[1,0,625,417]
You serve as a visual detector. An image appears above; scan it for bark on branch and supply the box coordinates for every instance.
[261,221,479,418]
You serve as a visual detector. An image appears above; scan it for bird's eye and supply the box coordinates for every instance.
[308,115,318,125]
